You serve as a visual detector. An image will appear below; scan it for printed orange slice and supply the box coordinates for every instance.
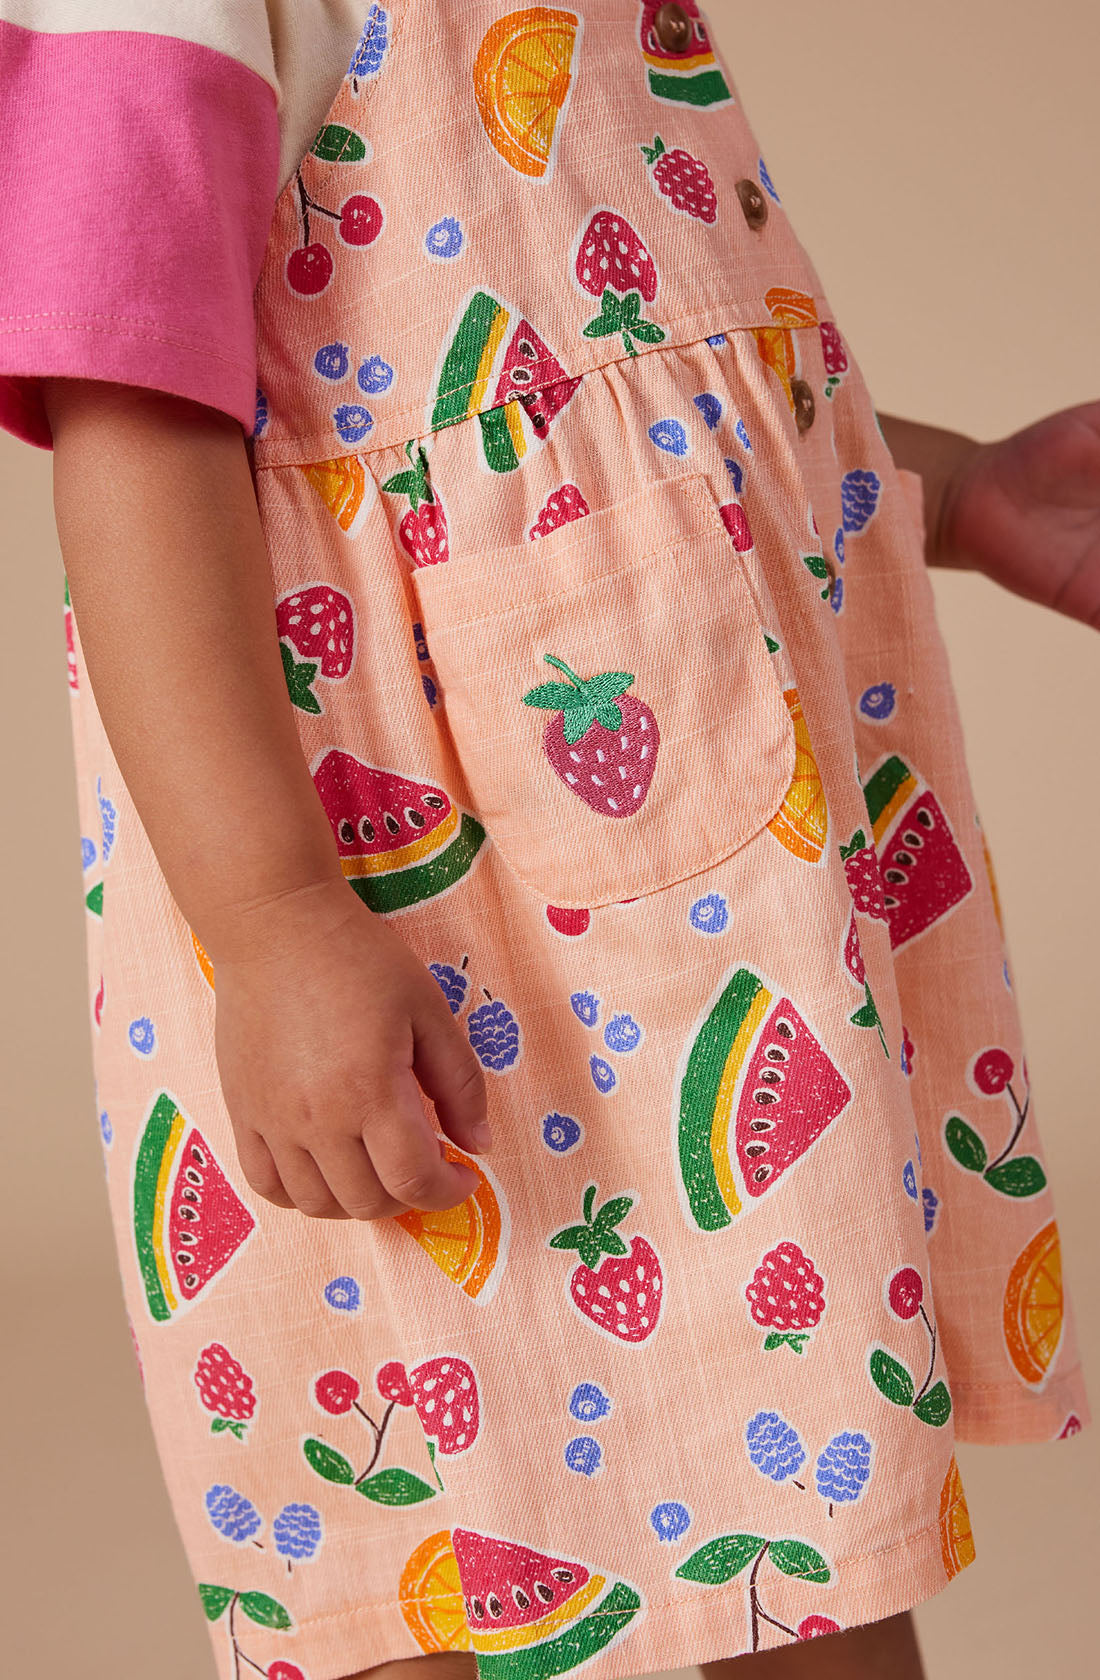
[752,325,795,402]
[767,688,828,863]
[399,1529,472,1653]
[980,821,1006,941]
[473,8,581,179]
[394,1140,505,1301]
[1004,1219,1064,1386]
[191,928,215,990]
[765,286,820,329]
[938,1454,976,1579]
[301,455,367,531]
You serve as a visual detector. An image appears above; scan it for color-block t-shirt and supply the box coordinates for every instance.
[0,1,369,448]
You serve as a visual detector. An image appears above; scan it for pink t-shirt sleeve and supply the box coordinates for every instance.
[0,16,281,449]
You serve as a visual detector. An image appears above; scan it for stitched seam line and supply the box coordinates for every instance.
[0,316,253,372]
[948,1367,1086,1394]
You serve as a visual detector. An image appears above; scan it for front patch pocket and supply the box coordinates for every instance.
[410,473,796,908]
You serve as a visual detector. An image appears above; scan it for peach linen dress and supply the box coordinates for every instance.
[23,4,1096,1678]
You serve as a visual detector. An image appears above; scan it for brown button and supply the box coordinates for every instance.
[654,3,693,54]
[735,178,768,231]
[790,378,816,433]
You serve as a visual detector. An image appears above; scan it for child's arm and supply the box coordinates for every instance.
[44,376,490,1221]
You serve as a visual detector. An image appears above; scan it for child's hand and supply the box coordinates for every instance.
[937,399,1100,628]
[209,879,491,1221]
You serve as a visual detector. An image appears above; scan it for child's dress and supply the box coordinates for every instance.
[1,4,1091,1678]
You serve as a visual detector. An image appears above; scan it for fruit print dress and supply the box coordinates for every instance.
[9,4,1095,1679]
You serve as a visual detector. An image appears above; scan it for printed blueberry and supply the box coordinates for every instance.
[543,1111,583,1153]
[914,1129,923,1170]
[923,1186,940,1235]
[745,1410,806,1482]
[81,836,97,871]
[411,620,430,662]
[689,891,729,934]
[568,1382,612,1422]
[841,468,882,534]
[829,576,844,613]
[99,1109,112,1147]
[1003,960,1013,991]
[814,1431,873,1505]
[254,387,269,436]
[693,393,722,430]
[758,156,781,202]
[314,341,350,381]
[649,1501,691,1542]
[570,990,600,1027]
[348,3,389,77]
[425,216,464,259]
[723,456,744,494]
[357,354,394,395]
[564,1435,602,1476]
[604,1012,643,1054]
[205,1484,263,1543]
[324,1275,361,1312]
[422,673,438,708]
[128,1016,156,1057]
[429,961,468,1015]
[648,418,689,457]
[735,417,752,451]
[858,682,897,723]
[834,526,846,565]
[97,777,117,863]
[273,1502,323,1560]
[467,997,521,1070]
[902,1159,918,1200]
[705,332,727,347]
[333,403,373,444]
[589,1054,617,1095]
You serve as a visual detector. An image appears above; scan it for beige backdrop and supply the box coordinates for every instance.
[2,2,1097,1675]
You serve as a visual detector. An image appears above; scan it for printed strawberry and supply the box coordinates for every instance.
[640,135,717,224]
[574,210,664,355]
[529,483,591,540]
[63,575,79,690]
[276,584,355,713]
[407,1355,479,1454]
[549,1183,663,1343]
[843,911,889,1057]
[819,320,848,397]
[381,442,449,566]
[522,653,659,817]
[840,827,887,920]
[745,1240,826,1353]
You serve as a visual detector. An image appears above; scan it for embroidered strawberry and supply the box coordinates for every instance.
[745,1240,826,1353]
[276,584,355,712]
[840,827,887,920]
[522,654,660,817]
[529,483,591,540]
[381,442,449,566]
[640,135,717,224]
[574,210,664,355]
[549,1184,663,1343]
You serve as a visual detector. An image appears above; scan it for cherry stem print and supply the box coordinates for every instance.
[675,1532,834,1654]
[869,1269,952,1427]
[943,1048,1045,1199]
[353,1397,397,1480]
[748,1544,800,1648]
[913,1304,938,1405]
[199,1584,295,1680]
[304,1371,441,1506]
[985,1080,1031,1170]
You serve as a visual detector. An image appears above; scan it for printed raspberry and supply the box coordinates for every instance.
[814,1431,872,1505]
[467,995,521,1071]
[641,136,717,225]
[819,320,848,376]
[745,1411,806,1482]
[840,828,887,919]
[529,483,590,539]
[194,1343,257,1422]
[745,1241,826,1350]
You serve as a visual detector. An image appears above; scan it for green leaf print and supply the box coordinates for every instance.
[85,879,104,916]
[869,1348,916,1407]
[238,1591,293,1630]
[945,1114,987,1173]
[280,640,321,714]
[356,1466,437,1506]
[912,1381,953,1428]
[594,1198,636,1233]
[983,1156,1047,1198]
[629,320,666,345]
[303,1436,356,1484]
[198,1584,234,1622]
[675,1533,766,1585]
[768,1539,831,1585]
[311,123,368,163]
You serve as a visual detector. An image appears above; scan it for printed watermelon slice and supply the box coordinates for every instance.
[452,1528,641,1676]
[675,965,851,1231]
[132,1092,255,1323]
[494,319,581,439]
[312,751,485,914]
[862,755,973,949]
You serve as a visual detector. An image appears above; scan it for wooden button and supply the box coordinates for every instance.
[790,378,816,433]
[654,3,693,54]
[735,178,768,231]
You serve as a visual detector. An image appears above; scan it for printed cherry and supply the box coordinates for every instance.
[314,1369,361,1414]
[887,1267,924,1321]
[286,242,334,296]
[339,194,384,247]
